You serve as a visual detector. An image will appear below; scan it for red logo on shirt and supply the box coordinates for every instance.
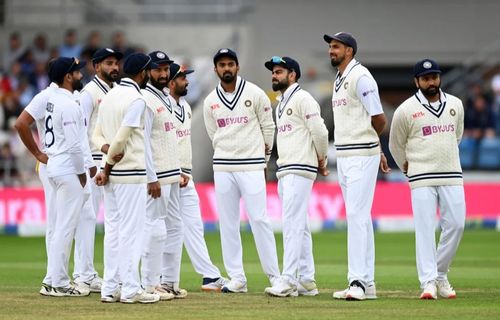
[157,106,165,113]
[412,111,425,119]
[211,104,220,110]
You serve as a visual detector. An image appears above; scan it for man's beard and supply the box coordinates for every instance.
[272,79,289,92]
[71,78,83,91]
[421,85,440,98]
[330,55,343,68]
[150,76,168,91]
[175,86,188,97]
[102,70,119,83]
[220,71,235,84]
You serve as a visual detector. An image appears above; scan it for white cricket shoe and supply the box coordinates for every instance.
[74,275,103,293]
[101,289,121,303]
[264,277,297,297]
[160,282,188,299]
[297,280,319,296]
[120,290,160,304]
[333,280,366,301]
[221,279,248,293]
[201,277,228,292]
[50,285,90,297]
[145,285,175,301]
[39,283,52,296]
[437,279,456,299]
[420,281,437,300]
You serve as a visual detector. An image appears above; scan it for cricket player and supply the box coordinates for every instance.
[93,52,160,304]
[140,51,185,300]
[389,59,465,300]
[324,32,387,301]
[263,56,329,297]
[43,57,91,296]
[167,62,228,292]
[15,60,98,295]
[203,48,280,293]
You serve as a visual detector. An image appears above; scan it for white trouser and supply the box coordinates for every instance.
[102,183,146,299]
[47,173,88,288]
[38,163,56,285]
[39,164,97,284]
[160,183,184,283]
[278,174,315,284]
[411,185,466,288]
[73,175,99,282]
[141,183,184,286]
[180,179,221,279]
[337,154,379,286]
[214,170,279,282]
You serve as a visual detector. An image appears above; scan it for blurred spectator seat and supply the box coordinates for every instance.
[477,137,500,169]
[459,137,477,169]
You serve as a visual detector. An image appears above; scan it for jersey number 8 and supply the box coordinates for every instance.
[45,115,55,148]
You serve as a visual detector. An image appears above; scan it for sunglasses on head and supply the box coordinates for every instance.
[271,56,286,64]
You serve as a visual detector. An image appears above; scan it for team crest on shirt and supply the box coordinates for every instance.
[286,109,293,116]
[244,100,252,107]
[344,82,349,89]
[450,109,456,116]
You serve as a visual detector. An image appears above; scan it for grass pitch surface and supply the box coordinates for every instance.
[0,230,499,319]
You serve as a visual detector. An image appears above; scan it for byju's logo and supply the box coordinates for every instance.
[217,119,226,127]
[422,126,432,136]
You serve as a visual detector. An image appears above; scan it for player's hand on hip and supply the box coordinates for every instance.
[89,166,97,178]
[35,152,48,164]
[112,152,124,163]
[380,153,391,174]
[78,173,87,188]
[148,181,161,198]
[95,172,108,186]
[180,173,190,188]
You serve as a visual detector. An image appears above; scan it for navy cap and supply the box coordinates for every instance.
[323,32,357,55]
[148,50,173,66]
[92,48,123,64]
[264,56,301,80]
[169,63,194,81]
[123,53,158,75]
[414,59,441,77]
[50,57,87,83]
[213,48,238,66]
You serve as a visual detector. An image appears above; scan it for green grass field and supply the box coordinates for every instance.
[1,230,499,319]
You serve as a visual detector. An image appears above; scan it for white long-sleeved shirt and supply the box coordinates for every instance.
[203,76,275,171]
[45,88,88,177]
[389,89,464,189]
[275,83,329,180]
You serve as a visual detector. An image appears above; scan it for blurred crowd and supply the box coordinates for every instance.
[0,29,143,186]
[1,29,500,186]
